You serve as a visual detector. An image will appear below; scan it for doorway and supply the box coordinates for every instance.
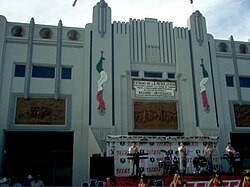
[231,133,250,171]
[3,131,73,186]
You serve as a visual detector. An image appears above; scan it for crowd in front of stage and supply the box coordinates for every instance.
[0,174,44,187]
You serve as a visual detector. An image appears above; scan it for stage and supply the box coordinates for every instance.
[99,136,246,186]
[114,173,243,186]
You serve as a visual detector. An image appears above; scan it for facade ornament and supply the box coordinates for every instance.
[194,11,204,46]
[98,0,107,37]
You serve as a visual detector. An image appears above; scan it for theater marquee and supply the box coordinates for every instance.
[132,79,176,98]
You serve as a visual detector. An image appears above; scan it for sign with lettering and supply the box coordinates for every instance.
[132,79,176,98]
[15,97,66,125]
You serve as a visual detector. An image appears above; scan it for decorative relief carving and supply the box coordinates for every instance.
[134,101,178,129]
[15,97,66,125]
[67,30,79,40]
[98,0,107,37]
[11,26,24,37]
[239,44,248,54]
[219,42,228,52]
[39,28,53,39]
[145,45,160,62]
[234,104,250,127]
[194,11,204,46]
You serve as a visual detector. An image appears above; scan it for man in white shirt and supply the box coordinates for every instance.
[178,142,187,174]
[128,142,139,176]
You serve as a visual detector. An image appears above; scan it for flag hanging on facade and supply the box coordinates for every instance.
[200,59,209,112]
[96,52,108,115]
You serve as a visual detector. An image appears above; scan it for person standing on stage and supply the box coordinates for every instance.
[178,142,187,174]
[204,142,214,173]
[129,142,139,176]
[225,142,237,154]
[225,142,240,173]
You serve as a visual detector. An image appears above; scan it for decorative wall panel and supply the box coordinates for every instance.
[15,97,66,125]
[134,101,178,129]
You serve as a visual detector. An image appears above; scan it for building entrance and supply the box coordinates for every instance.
[3,131,73,186]
[231,133,250,172]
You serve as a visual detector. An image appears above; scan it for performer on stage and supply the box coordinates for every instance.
[225,142,237,154]
[129,142,139,176]
[225,142,240,173]
[178,143,187,174]
[204,142,214,173]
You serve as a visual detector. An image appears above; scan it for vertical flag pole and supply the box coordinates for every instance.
[72,0,77,7]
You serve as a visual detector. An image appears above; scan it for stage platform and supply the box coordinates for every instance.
[114,173,243,186]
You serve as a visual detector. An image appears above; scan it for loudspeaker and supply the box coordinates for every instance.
[90,157,114,180]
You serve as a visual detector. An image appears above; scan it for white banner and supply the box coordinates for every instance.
[132,79,176,98]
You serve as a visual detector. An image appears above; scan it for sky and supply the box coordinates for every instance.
[1,0,250,42]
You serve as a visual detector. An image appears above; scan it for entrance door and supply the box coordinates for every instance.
[231,133,250,171]
[3,131,73,186]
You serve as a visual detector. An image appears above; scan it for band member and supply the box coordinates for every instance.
[129,142,139,176]
[225,142,237,154]
[225,142,240,173]
[178,142,187,174]
[204,143,214,173]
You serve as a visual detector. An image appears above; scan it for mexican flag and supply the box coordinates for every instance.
[96,56,108,113]
[200,62,209,112]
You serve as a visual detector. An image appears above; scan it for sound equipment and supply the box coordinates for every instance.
[193,156,208,168]
[90,157,114,180]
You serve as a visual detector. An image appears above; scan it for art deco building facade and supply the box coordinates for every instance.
[0,0,250,185]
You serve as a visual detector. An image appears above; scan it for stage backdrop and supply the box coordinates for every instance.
[106,136,220,177]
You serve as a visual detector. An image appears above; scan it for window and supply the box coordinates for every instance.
[14,64,26,77]
[144,72,162,78]
[131,71,139,77]
[168,73,175,79]
[226,76,234,87]
[32,66,55,78]
[61,67,72,79]
[239,77,250,88]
